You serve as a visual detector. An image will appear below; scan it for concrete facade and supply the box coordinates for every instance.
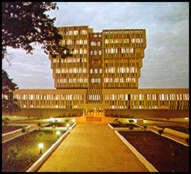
[11,26,189,119]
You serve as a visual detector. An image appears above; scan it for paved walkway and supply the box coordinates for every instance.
[38,124,148,172]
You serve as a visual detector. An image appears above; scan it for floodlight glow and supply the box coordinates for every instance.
[132,119,137,123]
[38,143,44,149]
[48,118,54,122]
[184,117,189,120]
[56,131,61,135]
[72,119,75,122]
[66,123,70,127]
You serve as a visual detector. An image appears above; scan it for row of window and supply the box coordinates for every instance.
[60,29,87,36]
[56,68,87,74]
[90,68,102,74]
[109,105,157,109]
[105,67,137,73]
[91,78,101,83]
[90,50,102,55]
[17,94,84,100]
[90,41,101,46]
[61,39,88,46]
[104,38,143,44]
[104,31,143,34]
[88,94,101,101]
[72,49,87,55]
[105,48,134,54]
[105,93,189,101]
[57,78,88,84]
[92,34,102,38]
[53,58,87,63]
[104,77,136,83]
[55,67,137,74]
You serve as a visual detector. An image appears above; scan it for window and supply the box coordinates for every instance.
[74,30,78,35]
[67,39,72,45]
[84,40,87,45]
[81,30,87,35]
[105,39,109,44]
[130,48,134,53]
[69,30,73,35]
[83,68,87,73]
[91,41,96,46]
[131,38,135,43]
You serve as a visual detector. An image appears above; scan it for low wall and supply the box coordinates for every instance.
[163,128,189,139]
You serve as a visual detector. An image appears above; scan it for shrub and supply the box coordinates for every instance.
[158,129,163,135]
[129,126,134,130]
[37,123,41,127]
[186,138,189,145]
[21,127,27,133]
[129,119,134,123]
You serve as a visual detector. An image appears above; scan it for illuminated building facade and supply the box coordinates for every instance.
[12,26,189,118]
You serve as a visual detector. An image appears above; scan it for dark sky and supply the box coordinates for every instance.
[2,2,189,89]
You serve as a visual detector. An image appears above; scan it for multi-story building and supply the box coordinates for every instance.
[12,26,189,119]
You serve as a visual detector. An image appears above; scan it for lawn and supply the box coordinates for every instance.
[118,131,189,172]
[2,126,24,134]
[2,129,65,172]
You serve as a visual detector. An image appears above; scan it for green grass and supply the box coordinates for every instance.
[119,131,189,172]
[2,129,65,172]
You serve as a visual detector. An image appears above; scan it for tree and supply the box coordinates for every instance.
[2,2,71,60]
[2,69,20,115]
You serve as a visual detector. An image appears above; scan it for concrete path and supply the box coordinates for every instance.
[38,124,148,172]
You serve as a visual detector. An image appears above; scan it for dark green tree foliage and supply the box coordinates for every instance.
[2,69,20,114]
[2,2,71,59]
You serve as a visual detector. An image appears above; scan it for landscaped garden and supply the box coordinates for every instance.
[2,129,66,172]
[44,118,75,127]
[2,126,24,134]
[118,131,189,172]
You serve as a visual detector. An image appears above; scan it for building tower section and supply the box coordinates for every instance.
[49,26,92,89]
[102,29,146,89]
[88,32,103,104]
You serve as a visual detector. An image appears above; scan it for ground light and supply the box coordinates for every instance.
[38,143,44,154]
[56,130,61,138]
[132,119,137,123]
[66,123,70,129]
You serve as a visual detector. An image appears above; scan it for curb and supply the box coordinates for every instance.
[107,123,145,132]
[149,129,189,147]
[2,128,35,144]
[26,122,76,172]
[114,130,158,172]
[108,123,114,129]
[2,125,31,137]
